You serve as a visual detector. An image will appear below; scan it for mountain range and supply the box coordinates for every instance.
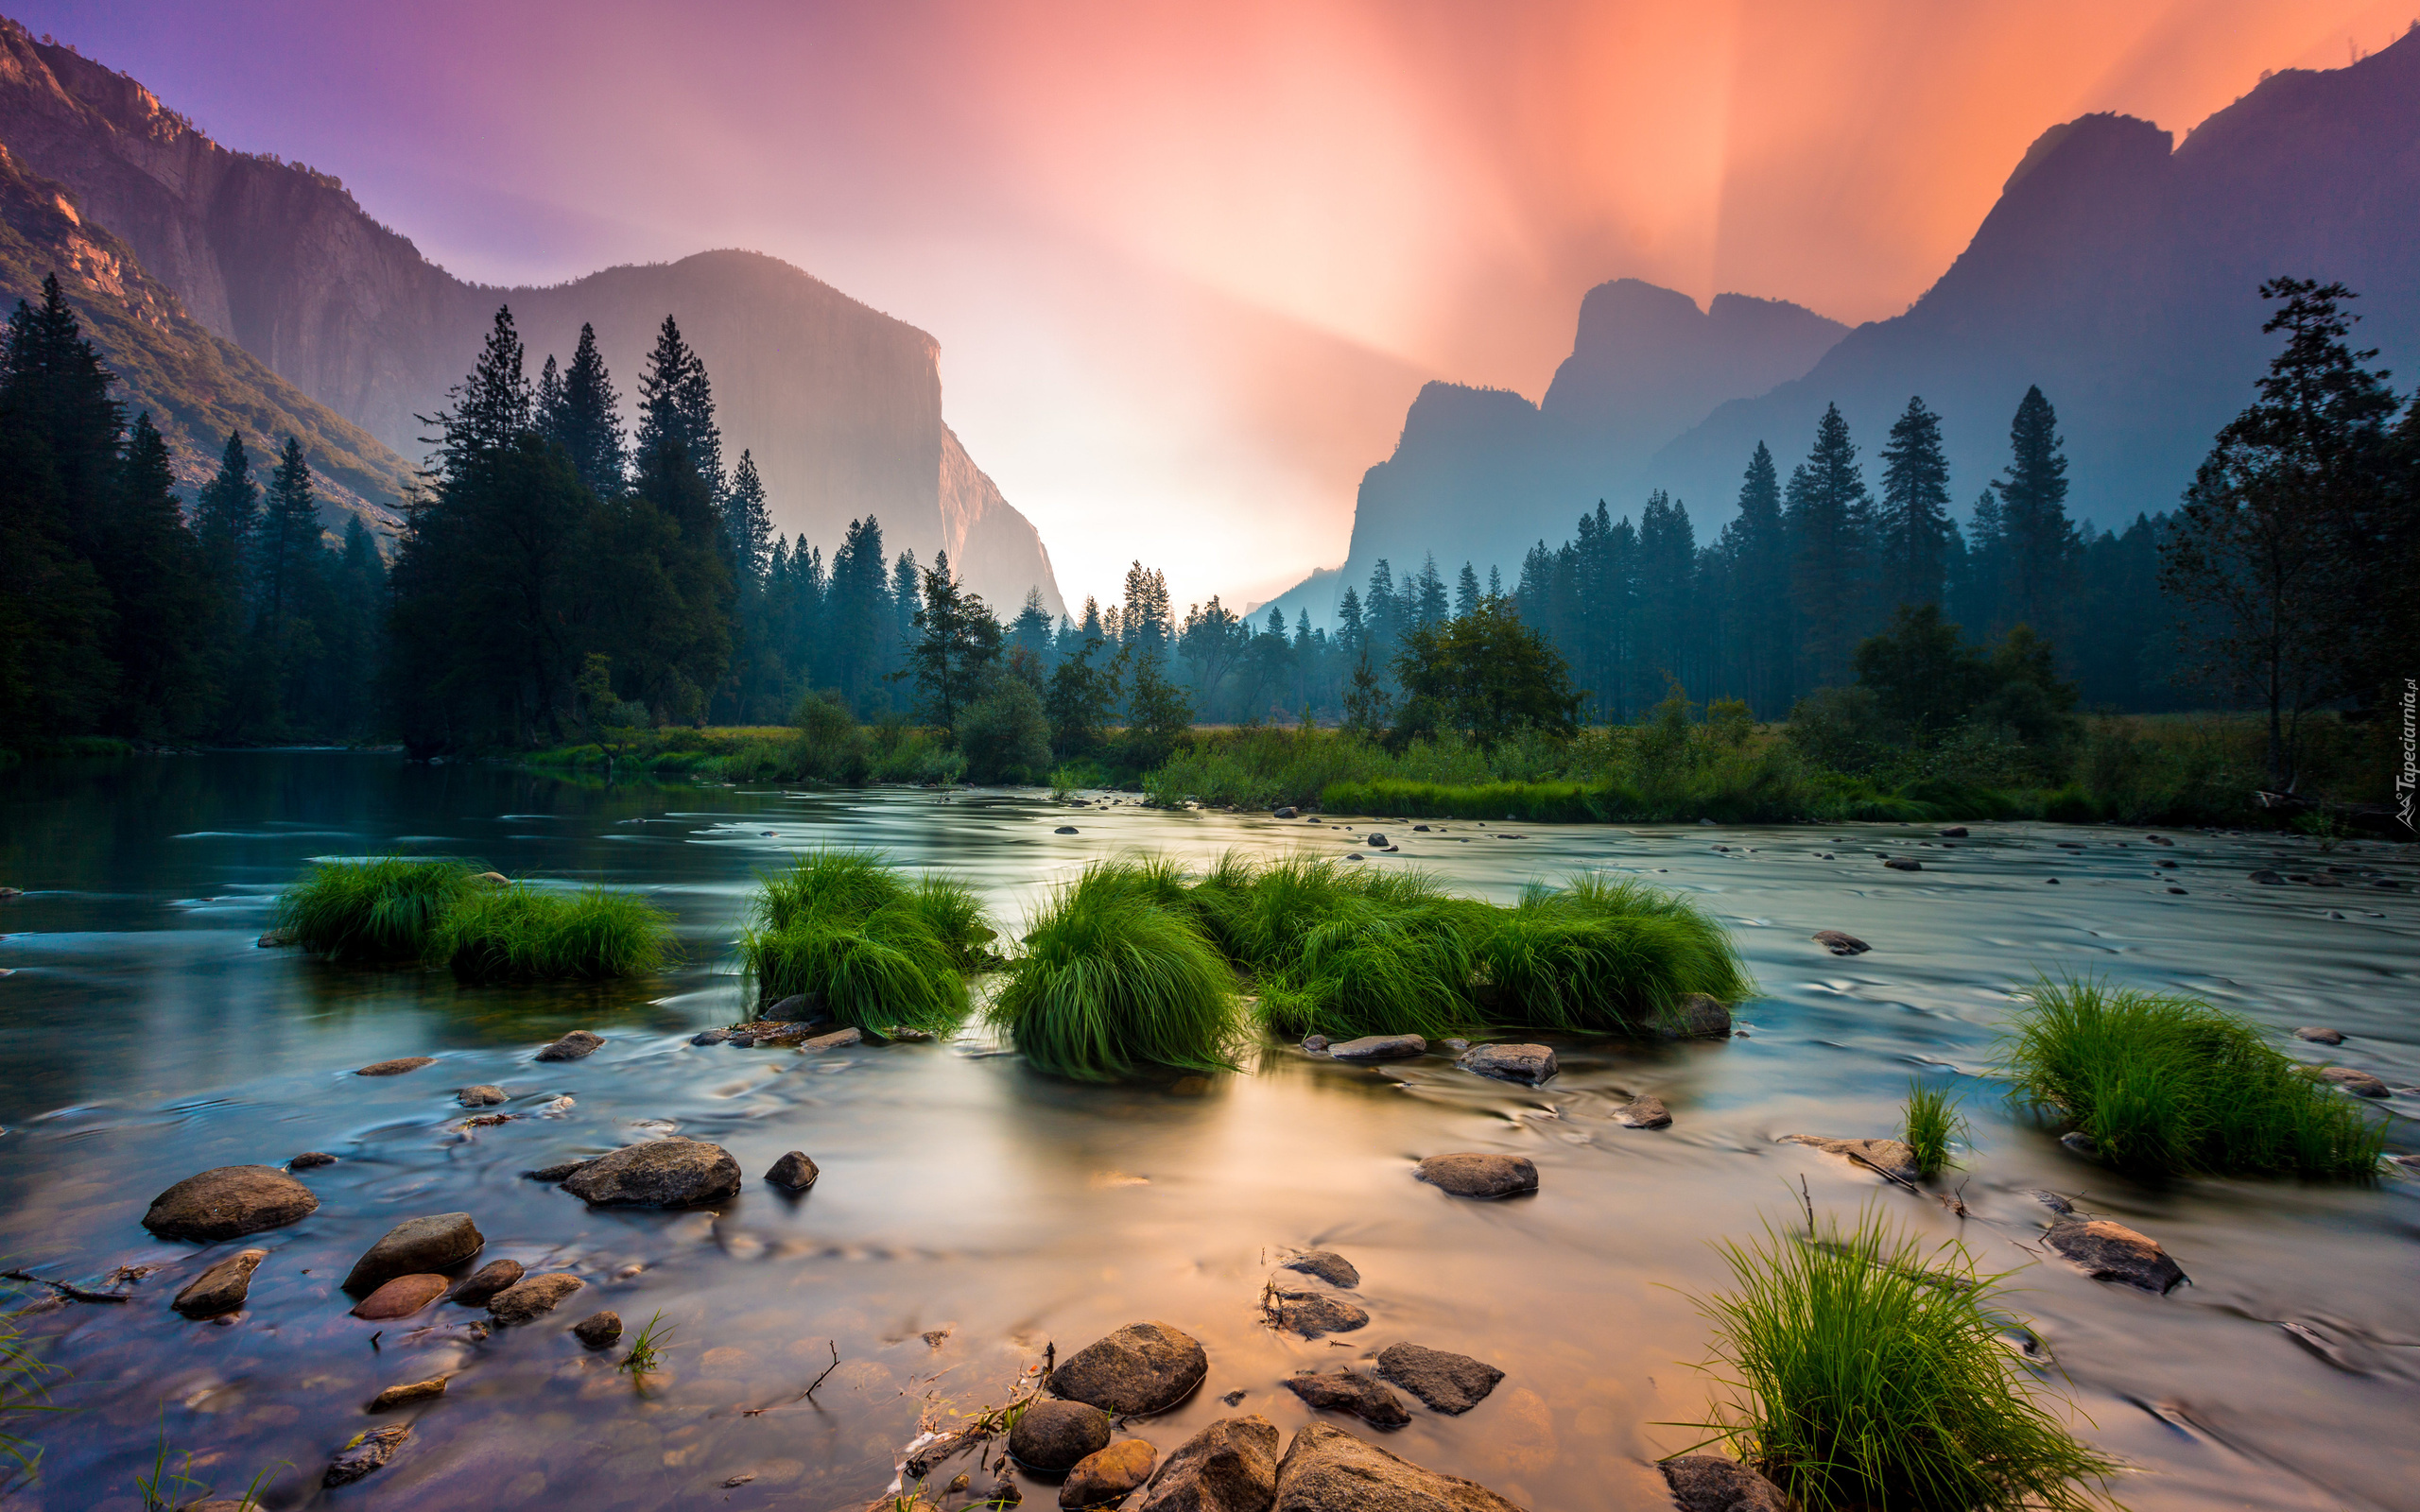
[1260,29,2420,627]
[0,19,1065,615]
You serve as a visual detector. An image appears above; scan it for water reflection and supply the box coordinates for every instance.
[0,754,2413,1510]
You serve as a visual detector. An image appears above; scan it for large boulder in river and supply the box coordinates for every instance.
[1136,1416,1281,1512]
[1272,1423,1525,1512]
[1457,1044,1556,1085]
[1413,1153,1537,1199]
[343,1212,483,1295]
[2044,1220,2187,1295]
[1373,1343,1501,1415]
[172,1248,267,1318]
[1659,1455,1793,1512]
[562,1139,741,1207]
[1050,1321,1208,1415]
[144,1165,320,1242]
[1011,1399,1114,1471]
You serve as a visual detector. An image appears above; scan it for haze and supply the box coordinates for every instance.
[10,0,2407,611]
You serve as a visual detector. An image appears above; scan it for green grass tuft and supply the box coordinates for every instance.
[986,861,1242,1080]
[274,856,480,962]
[430,885,675,983]
[2002,976,2386,1177]
[1686,1208,2123,1512]
[740,850,990,1031]
[1901,1077,1967,1177]
[1477,874,1754,1034]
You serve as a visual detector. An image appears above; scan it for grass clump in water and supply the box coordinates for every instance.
[1187,855,1485,1041]
[2002,976,2386,1177]
[274,856,479,962]
[986,860,1242,1081]
[1476,874,1753,1034]
[1685,1208,2122,1512]
[430,885,675,983]
[1901,1077,1968,1177]
[740,850,992,1032]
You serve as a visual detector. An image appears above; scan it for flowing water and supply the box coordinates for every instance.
[0,752,2413,1512]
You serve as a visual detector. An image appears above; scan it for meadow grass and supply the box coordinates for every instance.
[1476,874,1754,1034]
[740,850,991,1030]
[2002,977,2386,1177]
[985,861,1242,1081]
[273,856,480,961]
[429,885,675,983]
[1901,1078,1968,1177]
[1687,1209,2122,1512]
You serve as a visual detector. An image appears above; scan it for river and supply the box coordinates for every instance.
[0,752,2412,1512]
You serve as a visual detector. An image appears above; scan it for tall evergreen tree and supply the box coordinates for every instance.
[1995,385,2075,639]
[1784,403,1874,691]
[1876,395,1954,611]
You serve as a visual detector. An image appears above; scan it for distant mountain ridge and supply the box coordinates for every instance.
[0,138,412,534]
[1264,31,2420,627]
[0,18,1064,615]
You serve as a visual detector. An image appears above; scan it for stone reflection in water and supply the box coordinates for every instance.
[0,752,2411,1510]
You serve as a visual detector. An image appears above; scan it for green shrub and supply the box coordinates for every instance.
[2002,976,2386,1177]
[431,885,675,982]
[274,857,480,962]
[1900,1077,1967,1177]
[740,850,989,1030]
[987,861,1241,1080]
[1477,875,1753,1033]
[1687,1209,2122,1512]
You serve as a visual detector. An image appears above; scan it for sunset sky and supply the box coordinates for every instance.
[13,0,2411,610]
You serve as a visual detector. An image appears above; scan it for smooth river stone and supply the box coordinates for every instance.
[351,1273,449,1320]
[143,1165,320,1242]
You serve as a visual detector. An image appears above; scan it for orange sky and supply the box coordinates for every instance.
[26,0,2415,609]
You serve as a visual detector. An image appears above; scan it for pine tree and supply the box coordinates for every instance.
[1876,396,1953,611]
[1996,385,2075,640]
[636,314,723,504]
[725,448,772,584]
[1784,404,1874,691]
[553,322,627,495]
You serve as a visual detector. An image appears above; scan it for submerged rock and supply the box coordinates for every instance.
[1810,930,1869,955]
[324,1424,409,1487]
[1268,1290,1368,1339]
[1134,1416,1280,1512]
[1615,1094,1671,1129]
[1780,1136,1920,1183]
[344,1212,483,1295]
[562,1139,741,1207]
[366,1375,449,1412]
[172,1248,267,1318]
[1457,1043,1557,1085]
[1051,1321,1208,1415]
[355,1057,436,1076]
[2044,1219,2187,1295]
[1373,1343,1502,1415]
[449,1259,524,1306]
[1011,1399,1114,1471]
[1280,1249,1359,1288]
[1063,1439,1160,1508]
[1272,1422,1524,1512]
[350,1274,449,1321]
[572,1310,624,1349]
[2318,1067,2390,1098]
[1413,1153,1537,1199]
[766,1150,821,1190]
[1660,1455,1792,1512]
[143,1165,320,1242]
[1283,1371,1408,1429]
[1329,1035,1426,1062]
[535,1030,605,1061]
[487,1272,583,1324]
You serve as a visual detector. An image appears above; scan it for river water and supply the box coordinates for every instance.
[0,752,2412,1512]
